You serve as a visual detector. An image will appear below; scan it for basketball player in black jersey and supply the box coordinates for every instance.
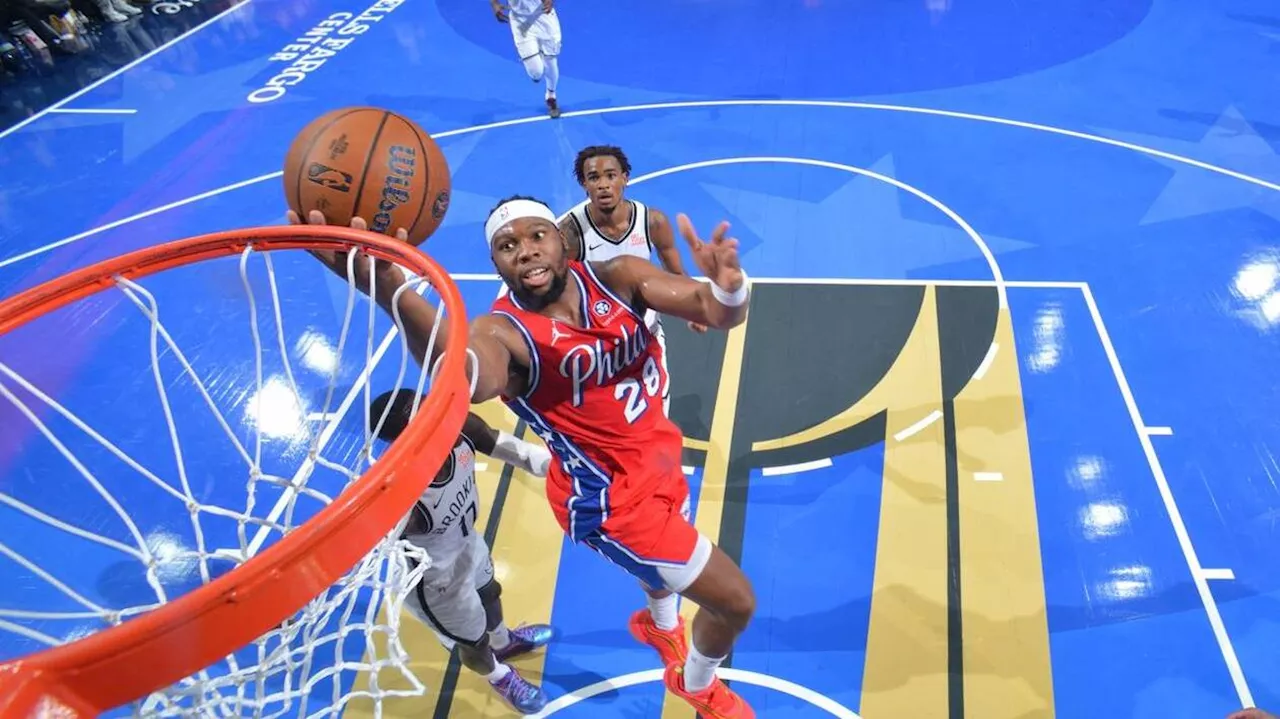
[371,389,554,715]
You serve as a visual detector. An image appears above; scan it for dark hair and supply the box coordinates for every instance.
[369,388,423,442]
[488,194,553,217]
[573,145,631,184]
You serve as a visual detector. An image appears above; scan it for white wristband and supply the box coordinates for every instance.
[711,270,750,308]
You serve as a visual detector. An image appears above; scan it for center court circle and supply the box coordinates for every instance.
[619,155,1006,307]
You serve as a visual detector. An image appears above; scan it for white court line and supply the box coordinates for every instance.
[761,457,832,476]
[625,156,1007,309]
[0,0,253,142]
[9,96,1279,269]
[1143,426,1174,436]
[1199,568,1236,581]
[305,412,340,422]
[893,409,942,442]
[562,99,1280,193]
[1080,283,1253,707]
[973,472,1004,482]
[531,667,860,718]
[0,171,281,271]
[972,342,1000,381]
[681,465,696,474]
[47,108,138,115]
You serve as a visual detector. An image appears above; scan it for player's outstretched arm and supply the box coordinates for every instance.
[647,207,689,277]
[294,210,521,401]
[466,314,532,402]
[598,214,749,330]
[557,215,585,262]
[647,207,709,334]
[462,412,553,477]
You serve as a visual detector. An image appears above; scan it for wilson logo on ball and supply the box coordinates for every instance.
[306,163,353,192]
[370,145,416,234]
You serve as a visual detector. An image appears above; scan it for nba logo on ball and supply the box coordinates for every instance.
[306,163,352,192]
[593,300,611,317]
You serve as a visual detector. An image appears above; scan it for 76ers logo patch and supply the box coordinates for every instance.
[593,299,612,317]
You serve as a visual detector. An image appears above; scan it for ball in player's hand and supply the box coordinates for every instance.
[283,107,452,246]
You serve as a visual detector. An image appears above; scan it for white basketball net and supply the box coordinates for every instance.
[0,245,454,717]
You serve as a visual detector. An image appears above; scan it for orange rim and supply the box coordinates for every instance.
[0,225,471,717]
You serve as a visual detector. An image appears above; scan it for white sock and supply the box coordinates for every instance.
[682,644,724,693]
[489,622,511,650]
[485,662,512,684]
[543,54,559,98]
[647,593,679,631]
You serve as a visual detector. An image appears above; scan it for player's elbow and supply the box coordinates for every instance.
[703,303,748,331]
[471,372,506,404]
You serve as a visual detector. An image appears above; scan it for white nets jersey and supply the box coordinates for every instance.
[566,199,660,330]
[506,0,544,19]
[567,198,653,263]
[401,435,480,570]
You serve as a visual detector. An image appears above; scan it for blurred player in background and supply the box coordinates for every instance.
[372,389,554,715]
[559,144,708,416]
[491,0,562,118]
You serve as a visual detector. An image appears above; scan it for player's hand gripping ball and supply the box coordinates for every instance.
[283,107,452,246]
[286,209,409,298]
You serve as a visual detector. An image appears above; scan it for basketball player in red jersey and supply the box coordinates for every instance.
[294,196,757,718]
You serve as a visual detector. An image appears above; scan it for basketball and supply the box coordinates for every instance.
[283,107,452,246]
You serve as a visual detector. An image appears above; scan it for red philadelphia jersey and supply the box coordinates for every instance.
[491,261,684,541]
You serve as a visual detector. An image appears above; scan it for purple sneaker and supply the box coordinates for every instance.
[490,667,547,714]
[493,623,555,662]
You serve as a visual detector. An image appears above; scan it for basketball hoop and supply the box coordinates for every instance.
[0,226,470,717]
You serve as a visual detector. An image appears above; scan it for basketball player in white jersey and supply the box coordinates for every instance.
[491,0,562,118]
[371,389,555,715]
[558,145,708,416]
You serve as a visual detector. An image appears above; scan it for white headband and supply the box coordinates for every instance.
[485,199,558,246]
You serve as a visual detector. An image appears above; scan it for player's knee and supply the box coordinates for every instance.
[521,55,545,81]
[457,631,490,652]
[708,558,756,632]
[456,636,494,673]
[719,581,756,633]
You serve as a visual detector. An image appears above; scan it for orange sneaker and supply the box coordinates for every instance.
[663,662,755,718]
[627,609,688,667]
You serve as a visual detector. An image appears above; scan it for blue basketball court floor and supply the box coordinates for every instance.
[2,0,1279,716]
